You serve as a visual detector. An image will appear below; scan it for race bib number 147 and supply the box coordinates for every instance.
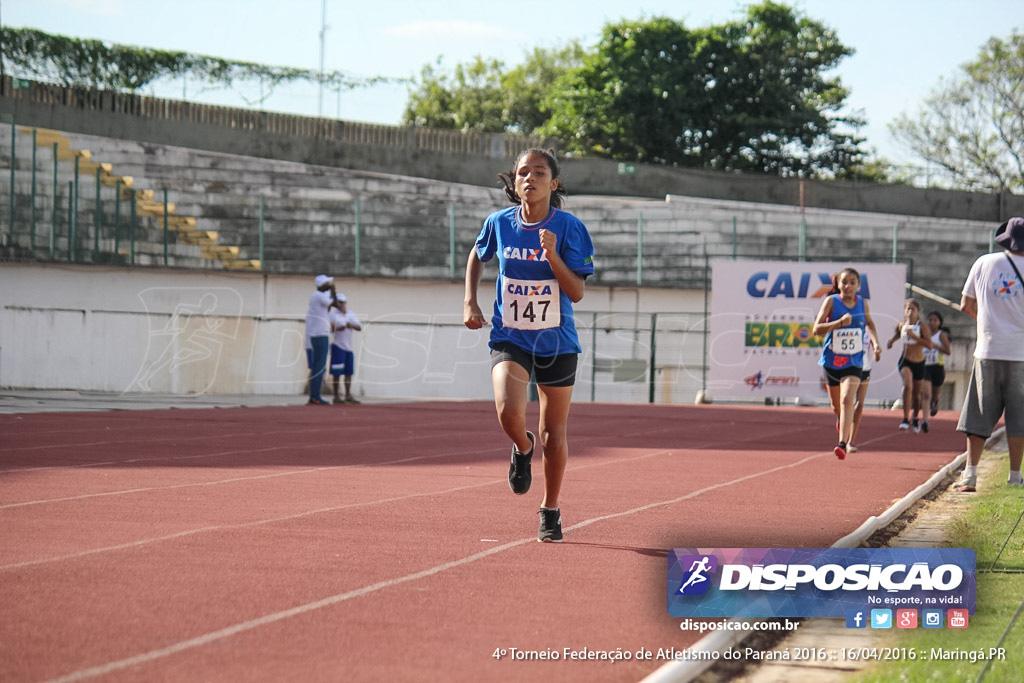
[502,276,560,330]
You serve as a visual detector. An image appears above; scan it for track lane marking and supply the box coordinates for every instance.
[1,422,818,509]
[39,445,839,682]
[3,433,826,569]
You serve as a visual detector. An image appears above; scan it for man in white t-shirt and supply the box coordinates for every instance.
[328,293,362,404]
[956,217,1024,491]
[305,274,335,405]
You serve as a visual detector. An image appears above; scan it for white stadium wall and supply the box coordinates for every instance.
[0,263,708,403]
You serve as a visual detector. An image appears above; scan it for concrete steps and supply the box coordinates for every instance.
[3,127,995,300]
[20,127,134,188]
[14,127,258,271]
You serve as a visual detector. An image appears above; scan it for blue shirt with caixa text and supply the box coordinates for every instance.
[475,206,594,357]
[818,294,867,370]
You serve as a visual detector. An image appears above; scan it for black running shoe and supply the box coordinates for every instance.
[921,420,929,433]
[508,431,534,495]
[538,507,563,543]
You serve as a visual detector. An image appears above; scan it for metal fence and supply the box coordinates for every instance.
[2,116,1003,301]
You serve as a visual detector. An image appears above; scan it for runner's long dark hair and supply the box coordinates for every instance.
[927,310,951,337]
[828,268,861,296]
[498,148,568,208]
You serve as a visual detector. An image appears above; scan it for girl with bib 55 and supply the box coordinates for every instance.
[813,268,881,460]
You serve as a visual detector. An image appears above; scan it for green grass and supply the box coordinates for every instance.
[853,450,1024,683]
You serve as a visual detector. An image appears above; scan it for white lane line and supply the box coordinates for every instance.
[0,431,259,457]
[0,420,445,469]
[2,478,506,571]
[2,420,817,510]
[2,446,683,569]
[0,441,501,511]
[41,448,830,682]
[3,439,815,570]
[567,450,828,533]
[44,536,534,683]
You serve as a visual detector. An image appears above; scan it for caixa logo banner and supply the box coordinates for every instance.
[667,548,975,618]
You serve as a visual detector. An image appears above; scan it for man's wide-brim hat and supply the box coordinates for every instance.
[994,216,1024,251]
[314,274,333,288]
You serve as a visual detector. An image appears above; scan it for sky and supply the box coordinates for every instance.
[3,0,1021,167]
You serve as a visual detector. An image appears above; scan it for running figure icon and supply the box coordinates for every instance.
[678,556,713,593]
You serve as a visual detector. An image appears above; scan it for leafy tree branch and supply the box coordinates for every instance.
[890,31,1024,192]
[0,27,403,106]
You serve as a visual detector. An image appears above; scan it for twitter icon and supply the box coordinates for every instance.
[871,609,892,629]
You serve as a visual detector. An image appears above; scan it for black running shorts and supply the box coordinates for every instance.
[899,356,926,381]
[823,365,863,387]
[490,341,578,387]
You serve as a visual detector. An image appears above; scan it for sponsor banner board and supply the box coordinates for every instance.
[708,260,907,400]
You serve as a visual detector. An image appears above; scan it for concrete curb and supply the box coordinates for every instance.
[641,429,1005,683]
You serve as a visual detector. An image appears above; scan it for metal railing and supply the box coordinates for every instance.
[0,76,547,157]
[0,118,997,306]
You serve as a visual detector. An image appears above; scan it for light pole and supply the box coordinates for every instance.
[317,0,327,117]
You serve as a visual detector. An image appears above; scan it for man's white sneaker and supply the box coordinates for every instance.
[956,476,977,493]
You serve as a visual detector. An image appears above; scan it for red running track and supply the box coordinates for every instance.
[0,402,966,682]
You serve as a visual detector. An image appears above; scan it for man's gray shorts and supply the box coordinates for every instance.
[957,358,1024,438]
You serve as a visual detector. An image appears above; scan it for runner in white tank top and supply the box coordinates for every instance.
[922,311,952,418]
[886,299,933,432]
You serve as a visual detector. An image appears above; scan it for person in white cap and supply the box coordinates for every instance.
[305,274,335,405]
[328,292,362,404]
[956,217,1024,492]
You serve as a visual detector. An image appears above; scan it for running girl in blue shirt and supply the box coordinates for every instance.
[813,268,881,460]
[463,149,595,543]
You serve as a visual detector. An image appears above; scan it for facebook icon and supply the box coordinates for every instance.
[845,609,866,629]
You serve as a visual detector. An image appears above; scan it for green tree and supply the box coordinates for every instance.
[500,44,585,134]
[402,56,507,132]
[835,158,899,184]
[540,17,704,164]
[889,32,1024,192]
[402,43,583,134]
[541,2,865,177]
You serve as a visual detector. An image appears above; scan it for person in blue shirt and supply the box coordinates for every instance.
[463,148,595,543]
[813,268,881,460]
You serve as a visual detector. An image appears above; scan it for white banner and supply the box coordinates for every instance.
[708,260,908,402]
